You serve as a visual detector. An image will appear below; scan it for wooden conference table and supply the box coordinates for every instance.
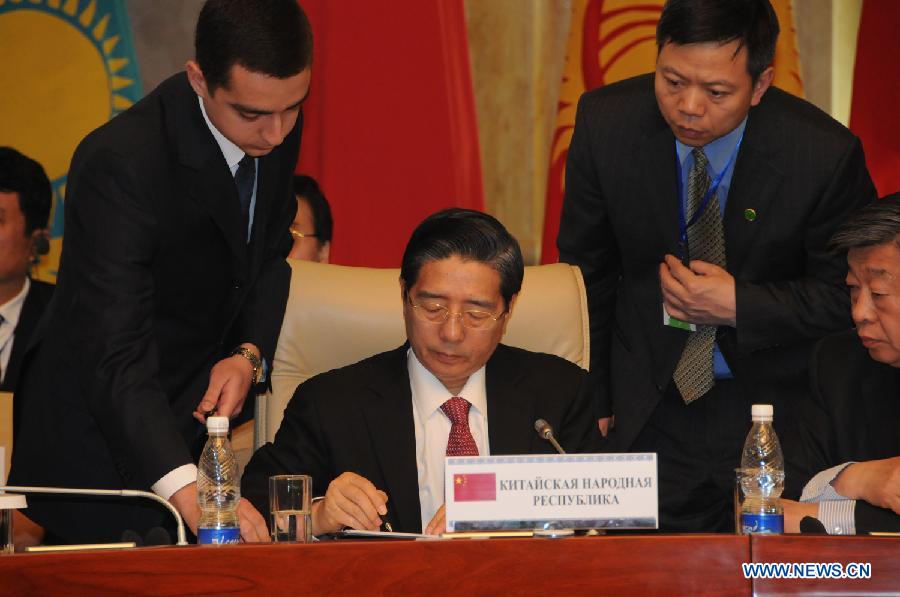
[1,534,898,595]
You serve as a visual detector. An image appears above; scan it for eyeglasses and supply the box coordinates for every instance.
[407,296,506,330]
[289,226,318,240]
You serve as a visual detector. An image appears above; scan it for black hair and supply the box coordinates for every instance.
[0,147,52,235]
[293,175,333,246]
[400,209,524,309]
[195,0,313,93]
[831,194,900,252]
[656,0,779,81]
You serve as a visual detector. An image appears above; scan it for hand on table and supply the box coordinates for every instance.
[170,482,269,542]
[311,472,388,536]
[598,416,615,438]
[425,504,446,535]
[781,498,819,534]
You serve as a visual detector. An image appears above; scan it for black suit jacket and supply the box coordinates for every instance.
[558,74,876,452]
[242,344,602,533]
[2,278,53,395]
[787,331,900,533]
[9,73,299,543]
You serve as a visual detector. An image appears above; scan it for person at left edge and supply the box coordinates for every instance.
[9,0,313,545]
[0,148,54,398]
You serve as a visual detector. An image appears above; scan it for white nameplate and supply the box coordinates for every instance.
[445,453,657,532]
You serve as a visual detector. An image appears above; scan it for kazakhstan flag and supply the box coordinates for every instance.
[0,0,142,283]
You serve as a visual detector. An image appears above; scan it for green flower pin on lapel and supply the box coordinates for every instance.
[744,208,757,222]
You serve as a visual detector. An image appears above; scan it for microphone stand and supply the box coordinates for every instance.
[0,485,189,546]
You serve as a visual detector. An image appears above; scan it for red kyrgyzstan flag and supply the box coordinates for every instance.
[849,0,900,197]
[295,0,484,267]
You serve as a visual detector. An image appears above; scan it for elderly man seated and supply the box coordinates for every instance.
[242,208,602,535]
[785,194,900,534]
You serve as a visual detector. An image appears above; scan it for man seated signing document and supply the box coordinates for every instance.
[242,209,602,535]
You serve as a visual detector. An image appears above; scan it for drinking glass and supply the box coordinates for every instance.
[269,475,312,543]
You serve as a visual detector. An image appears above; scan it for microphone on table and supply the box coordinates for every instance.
[534,419,566,455]
[0,485,188,546]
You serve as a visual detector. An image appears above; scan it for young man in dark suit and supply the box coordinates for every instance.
[242,209,601,535]
[783,196,900,535]
[10,0,312,545]
[0,148,54,397]
[557,0,876,531]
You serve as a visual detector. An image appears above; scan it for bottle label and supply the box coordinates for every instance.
[741,513,784,534]
[198,527,241,544]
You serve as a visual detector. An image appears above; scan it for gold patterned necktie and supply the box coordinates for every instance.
[672,148,726,404]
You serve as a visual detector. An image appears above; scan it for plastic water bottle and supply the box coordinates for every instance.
[739,404,785,534]
[197,416,240,544]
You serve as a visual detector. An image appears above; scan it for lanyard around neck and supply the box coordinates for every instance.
[675,128,745,263]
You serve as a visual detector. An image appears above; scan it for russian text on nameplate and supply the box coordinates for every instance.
[444,453,658,532]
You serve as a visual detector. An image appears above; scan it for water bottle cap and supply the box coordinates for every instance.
[206,416,229,433]
[751,404,774,420]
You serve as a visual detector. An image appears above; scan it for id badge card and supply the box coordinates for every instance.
[663,303,696,332]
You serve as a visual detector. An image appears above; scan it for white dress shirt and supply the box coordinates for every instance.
[151,97,259,502]
[0,277,30,385]
[408,348,490,530]
[198,96,258,241]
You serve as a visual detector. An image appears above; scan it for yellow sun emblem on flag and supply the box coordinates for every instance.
[0,0,142,282]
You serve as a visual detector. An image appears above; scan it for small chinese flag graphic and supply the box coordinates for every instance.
[453,473,497,502]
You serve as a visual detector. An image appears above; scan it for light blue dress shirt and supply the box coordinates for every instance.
[675,117,747,379]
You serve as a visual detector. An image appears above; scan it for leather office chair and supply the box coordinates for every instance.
[254,260,590,450]
[1,391,12,482]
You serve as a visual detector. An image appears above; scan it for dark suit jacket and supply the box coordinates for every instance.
[787,331,900,533]
[558,74,876,452]
[2,278,53,395]
[242,344,602,533]
[9,73,299,544]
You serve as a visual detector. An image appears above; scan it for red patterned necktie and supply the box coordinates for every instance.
[441,397,479,456]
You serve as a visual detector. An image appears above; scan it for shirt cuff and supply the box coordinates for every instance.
[817,499,857,535]
[152,464,198,501]
[800,462,856,502]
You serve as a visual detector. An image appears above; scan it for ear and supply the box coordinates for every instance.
[185,60,209,99]
[318,241,330,264]
[506,293,518,316]
[32,228,50,258]
[501,293,518,335]
[750,66,774,106]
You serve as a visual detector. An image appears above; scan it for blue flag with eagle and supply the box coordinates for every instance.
[0,0,142,283]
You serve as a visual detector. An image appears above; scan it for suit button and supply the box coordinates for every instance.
[233,280,242,290]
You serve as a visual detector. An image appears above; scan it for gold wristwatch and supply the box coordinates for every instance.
[231,346,263,384]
